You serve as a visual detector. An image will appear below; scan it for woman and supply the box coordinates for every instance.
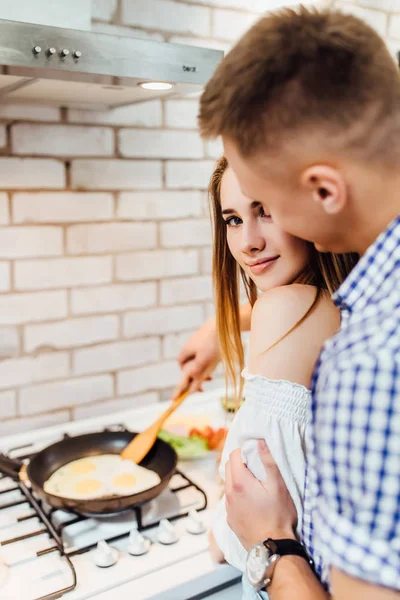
[177,156,358,599]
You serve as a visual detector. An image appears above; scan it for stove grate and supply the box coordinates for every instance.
[0,425,208,599]
[0,473,77,600]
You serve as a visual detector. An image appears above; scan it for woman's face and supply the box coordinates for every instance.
[220,167,311,293]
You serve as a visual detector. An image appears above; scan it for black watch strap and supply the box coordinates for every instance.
[264,538,315,571]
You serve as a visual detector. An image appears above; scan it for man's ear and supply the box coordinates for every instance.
[300,165,347,215]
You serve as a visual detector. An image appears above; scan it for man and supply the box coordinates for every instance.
[178,6,400,599]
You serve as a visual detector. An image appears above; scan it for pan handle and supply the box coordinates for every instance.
[0,453,23,480]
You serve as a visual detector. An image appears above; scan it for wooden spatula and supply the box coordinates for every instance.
[121,388,191,464]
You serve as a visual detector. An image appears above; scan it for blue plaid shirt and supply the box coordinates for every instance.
[302,215,400,590]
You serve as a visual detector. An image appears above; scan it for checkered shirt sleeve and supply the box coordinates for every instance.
[312,343,400,588]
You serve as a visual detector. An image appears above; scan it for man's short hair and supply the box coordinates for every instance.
[199,6,400,162]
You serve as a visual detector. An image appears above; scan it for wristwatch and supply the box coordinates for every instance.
[246,538,314,591]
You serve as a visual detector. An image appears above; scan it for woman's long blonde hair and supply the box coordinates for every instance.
[210,156,359,398]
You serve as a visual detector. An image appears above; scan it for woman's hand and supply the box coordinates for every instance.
[173,319,221,399]
[225,441,297,550]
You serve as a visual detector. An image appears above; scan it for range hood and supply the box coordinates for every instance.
[0,19,223,110]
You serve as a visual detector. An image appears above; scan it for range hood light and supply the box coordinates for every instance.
[139,81,174,91]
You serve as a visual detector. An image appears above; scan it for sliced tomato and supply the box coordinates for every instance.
[189,427,203,438]
[201,426,214,441]
[209,427,228,450]
[189,425,227,450]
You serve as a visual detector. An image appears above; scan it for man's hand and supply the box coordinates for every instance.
[172,319,221,399]
[225,441,297,550]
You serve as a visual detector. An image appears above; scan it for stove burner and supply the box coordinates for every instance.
[0,425,208,600]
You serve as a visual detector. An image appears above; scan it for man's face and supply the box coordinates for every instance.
[223,137,347,253]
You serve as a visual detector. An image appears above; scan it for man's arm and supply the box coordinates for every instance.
[331,569,400,600]
[269,556,328,599]
[173,302,252,399]
[226,446,400,600]
[225,445,329,600]
[273,566,400,600]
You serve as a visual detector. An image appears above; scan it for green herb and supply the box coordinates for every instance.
[158,429,209,459]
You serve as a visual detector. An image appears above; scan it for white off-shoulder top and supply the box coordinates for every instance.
[212,368,311,572]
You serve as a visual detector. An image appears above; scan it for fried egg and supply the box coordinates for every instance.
[44,454,161,500]
[74,478,105,498]
[110,460,160,496]
[70,459,96,475]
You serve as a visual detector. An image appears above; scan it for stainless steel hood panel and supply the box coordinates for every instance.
[0,19,223,109]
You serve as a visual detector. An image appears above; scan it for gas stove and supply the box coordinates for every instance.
[0,390,241,600]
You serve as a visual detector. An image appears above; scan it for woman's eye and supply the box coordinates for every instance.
[224,216,242,227]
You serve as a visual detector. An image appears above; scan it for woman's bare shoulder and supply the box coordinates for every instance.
[250,284,340,355]
[251,284,322,326]
[249,285,340,386]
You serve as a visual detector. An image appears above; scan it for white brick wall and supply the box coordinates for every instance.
[71,159,163,190]
[116,249,199,280]
[11,124,114,157]
[0,391,17,419]
[0,227,63,258]
[205,138,224,159]
[182,0,264,9]
[162,329,197,359]
[212,9,258,40]
[0,159,65,189]
[73,337,160,375]
[15,257,112,290]
[67,223,157,254]
[123,304,204,337]
[0,193,9,224]
[13,192,114,223]
[389,13,400,39]
[0,262,10,292]
[165,101,200,129]
[161,275,213,305]
[0,125,6,148]
[70,282,157,315]
[92,0,117,21]
[72,391,159,420]
[0,352,69,391]
[0,411,70,436]
[121,0,211,36]
[68,100,162,127]
[166,160,215,189]
[2,0,395,428]
[201,247,213,274]
[20,375,114,415]
[119,129,204,159]
[160,219,211,247]
[0,291,67,324]
[24,315,119,352]
[117,360,181,395]
[0,327,19,359]
[117,191,203,220]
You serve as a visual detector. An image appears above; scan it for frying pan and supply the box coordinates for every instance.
[0,429,177,516]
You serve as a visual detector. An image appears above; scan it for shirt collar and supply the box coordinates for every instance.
[333,215,400,312]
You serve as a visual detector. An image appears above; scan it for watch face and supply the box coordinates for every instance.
[246,543,270,587]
